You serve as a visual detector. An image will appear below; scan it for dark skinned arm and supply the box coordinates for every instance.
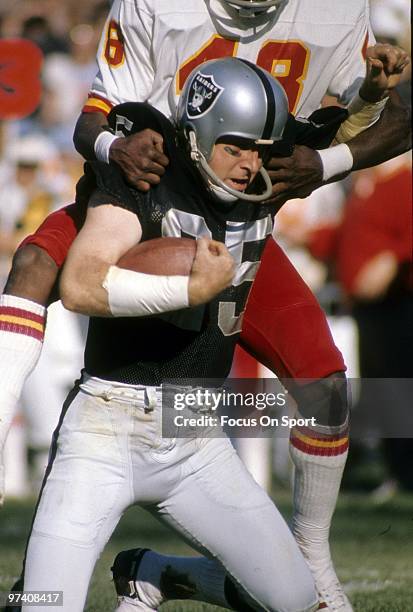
[266,87,411,208]
[73,110,169,192]
[267,42,411,207]
[73,110,108,161]
[348,88,411,170]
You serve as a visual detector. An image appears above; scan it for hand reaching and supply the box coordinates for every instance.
[265,145,324,208]
[109,128,170,191]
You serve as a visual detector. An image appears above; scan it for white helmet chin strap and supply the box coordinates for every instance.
[209,183,239,203]
[189,131,273,203]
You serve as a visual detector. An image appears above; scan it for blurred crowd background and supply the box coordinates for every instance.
[0,0,111,495]
[0,0,411,501]
[0,0,110,278]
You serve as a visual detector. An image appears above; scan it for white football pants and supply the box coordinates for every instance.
[23,376,317,612]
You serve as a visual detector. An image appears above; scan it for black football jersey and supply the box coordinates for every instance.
[83,103,276,385]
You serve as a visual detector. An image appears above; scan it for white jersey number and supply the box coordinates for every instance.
[162,209,272,336]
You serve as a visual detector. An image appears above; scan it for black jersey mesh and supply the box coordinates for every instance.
[85,306,238,385]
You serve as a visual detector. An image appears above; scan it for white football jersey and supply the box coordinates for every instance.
[84,0,375,120]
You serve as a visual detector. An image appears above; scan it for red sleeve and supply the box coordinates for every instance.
[81,93,114,116]
[18,202,86,268]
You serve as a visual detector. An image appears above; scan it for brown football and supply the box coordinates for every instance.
[117,237,197,275]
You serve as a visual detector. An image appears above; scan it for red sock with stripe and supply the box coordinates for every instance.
[0,294,46,503]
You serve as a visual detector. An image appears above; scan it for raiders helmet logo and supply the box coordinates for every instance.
[187,72,224,118]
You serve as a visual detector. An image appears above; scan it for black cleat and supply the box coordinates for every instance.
[111,548,150,599]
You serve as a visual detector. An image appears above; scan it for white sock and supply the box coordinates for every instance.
[0,294,46,503]
[289,424,349,570]
[135,551,227,609]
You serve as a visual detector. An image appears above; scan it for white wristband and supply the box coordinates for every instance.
[94,131,119,164]
[102,265,189,317]
[317,144,354,182]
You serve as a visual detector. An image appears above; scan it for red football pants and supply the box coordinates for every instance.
[239,238,345,379]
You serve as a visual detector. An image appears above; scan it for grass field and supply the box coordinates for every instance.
[1,490,412,612]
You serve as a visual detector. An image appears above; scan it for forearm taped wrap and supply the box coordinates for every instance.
[103,265,189,317]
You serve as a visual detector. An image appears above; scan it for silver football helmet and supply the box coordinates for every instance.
[176,57,288,202]
[221,0,282,17]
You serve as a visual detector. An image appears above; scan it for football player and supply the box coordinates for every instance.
[0,0,410,608]
[14,53,409,612]
[21,58,321,612]
[70,22,410,612]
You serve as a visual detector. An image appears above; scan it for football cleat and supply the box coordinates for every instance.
[112,548,157,612]
[312,564,353,611]
[293,537,353,612]
[114,598,156,612]
[317,586,353,611]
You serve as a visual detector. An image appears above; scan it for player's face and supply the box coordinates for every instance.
[208,142,263,192]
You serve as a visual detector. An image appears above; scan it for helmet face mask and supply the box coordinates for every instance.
[177,57,289,202]
[221,0,282,17]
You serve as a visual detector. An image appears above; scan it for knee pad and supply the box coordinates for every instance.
[225,576,319,612]
[291,372,349,428]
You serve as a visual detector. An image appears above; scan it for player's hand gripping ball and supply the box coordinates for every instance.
[117,237,196,275]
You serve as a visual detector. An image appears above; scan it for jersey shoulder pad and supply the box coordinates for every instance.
[107,102,177,156]
[87,160,143,214]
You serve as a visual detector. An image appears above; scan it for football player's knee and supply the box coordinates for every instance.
[4,245,58,305]
[226,570,317,612]
[291,371,349,427]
